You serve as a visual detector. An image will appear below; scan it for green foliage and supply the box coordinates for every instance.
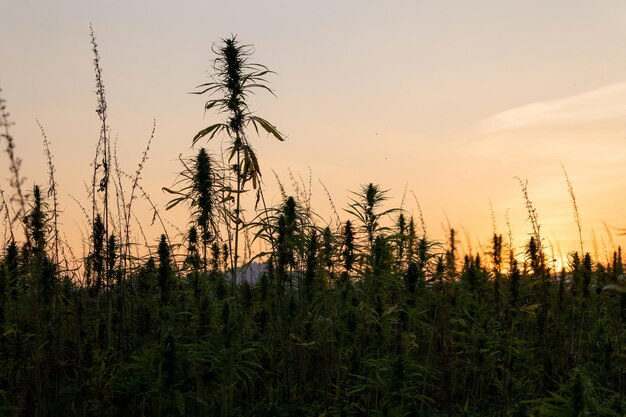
[5,181,626,416]
[3,33,626,417]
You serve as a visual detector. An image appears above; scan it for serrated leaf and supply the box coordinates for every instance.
[162,187,183,195]
[192,123,224,145]
[164,198,185,210]
[204,100,220,111]
[250,116,284,141]
[228,146,237,161]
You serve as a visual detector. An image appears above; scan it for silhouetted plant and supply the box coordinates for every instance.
[612,248,623,277]
[105,234,117,291]
[582,252,592,298]
[304,229,318,304]
[184,226,201,272]
[0,261,7,326]
[526,236,544,278]
[211,241,220,273]
[158,234,173,305]
[396,212,407,264]
[320,226,335,282]
[342,220,355,276]
[37,121,60,265]
[89,26,113,284]
[250,195,310,292]
[518,177,543,264]
[372,234,393,277]
[345,183,397,276]
[404,261,419,296]
[122,120,156,280]
[509,258,520,308]
[193,35,284,289]
[445,228,458,279]
[346,184,393,251]
[563,165,585,256]
[24,186,56,325]
[0,88,27,228]
[164,148,219,272]
[5,240,18,300]
[24,185,47,255]
[491,233,503,308]
[3,31,626,417]
[461,254,488,295]
[88,214,105,293]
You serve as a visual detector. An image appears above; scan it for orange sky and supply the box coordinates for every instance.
[2,1,626,266]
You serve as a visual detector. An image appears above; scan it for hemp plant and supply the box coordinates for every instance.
[193,36,284,287]
[163,148,220,271]
[344,183,397,271]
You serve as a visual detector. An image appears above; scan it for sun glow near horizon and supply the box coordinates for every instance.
[1,1,626,271]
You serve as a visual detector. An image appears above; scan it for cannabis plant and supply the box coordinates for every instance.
[344,183,397,274]
[164,148,220,271]
[193,36,284,287]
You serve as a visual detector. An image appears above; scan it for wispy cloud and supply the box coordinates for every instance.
[453,83,626,173]
[472,82,626,136]
[447,83,626,246]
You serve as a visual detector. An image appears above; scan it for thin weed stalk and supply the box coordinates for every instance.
[319,179,342,232]
[122,174,175,272]
[0,89,28,238]
[131,211,152,258]
[112,136,126,246]
[603,221,616,254]
[90,25,112,284]
[562,164,584,255]
[0,186,15,243]
[273,170,287,201]
[124,121,156,279]
[516,177,544,267]
[410,191,427,238]
[37,120,60,265]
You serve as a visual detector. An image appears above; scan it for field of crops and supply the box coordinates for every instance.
[1,33,625,417]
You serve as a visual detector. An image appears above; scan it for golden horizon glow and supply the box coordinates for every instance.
[2,1,626,267]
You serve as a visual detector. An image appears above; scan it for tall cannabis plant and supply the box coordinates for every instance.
[344,183,397,272]
[164,148,219,271]
[193,36,284,286]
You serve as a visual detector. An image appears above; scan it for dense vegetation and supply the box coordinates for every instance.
[1,32,626,417]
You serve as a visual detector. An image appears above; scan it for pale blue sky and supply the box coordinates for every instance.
[2,1,626,261]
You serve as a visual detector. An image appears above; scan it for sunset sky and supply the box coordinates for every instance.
[2,1,626,265]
